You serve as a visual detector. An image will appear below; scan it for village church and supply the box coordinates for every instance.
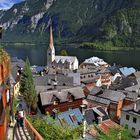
[47,26,79,70]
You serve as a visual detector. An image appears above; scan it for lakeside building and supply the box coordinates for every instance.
[80,56,109,68]
[47,26,79,70]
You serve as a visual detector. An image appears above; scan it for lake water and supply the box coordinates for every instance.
[3,44,140,70]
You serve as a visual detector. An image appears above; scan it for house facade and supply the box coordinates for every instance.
[86,87,125,122]
[0,49,10,140]
[120,100,140,137]
[38,87,85,115]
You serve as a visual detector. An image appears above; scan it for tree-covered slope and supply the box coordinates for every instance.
[0,0,140,48]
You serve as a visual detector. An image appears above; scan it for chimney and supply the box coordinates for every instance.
[98,117,102,124]
[41,71,44,76]
[134,103,137,111]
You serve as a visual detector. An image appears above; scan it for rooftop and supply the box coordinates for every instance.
[40,86,85,106]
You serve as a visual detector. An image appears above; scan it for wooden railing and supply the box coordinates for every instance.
[24,118,43,140]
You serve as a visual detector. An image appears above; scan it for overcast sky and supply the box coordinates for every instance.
[0,0,24,10]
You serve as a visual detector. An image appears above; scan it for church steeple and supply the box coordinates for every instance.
[47,25,55,66]
[49,26,54,49]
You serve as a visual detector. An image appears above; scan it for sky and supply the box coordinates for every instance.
[0,0,24,10]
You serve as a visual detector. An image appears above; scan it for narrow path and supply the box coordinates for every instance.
[13,123,32,140]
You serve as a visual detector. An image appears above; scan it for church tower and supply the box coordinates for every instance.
[47,26,55,66]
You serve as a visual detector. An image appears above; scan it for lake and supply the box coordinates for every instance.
[3,44,140,70]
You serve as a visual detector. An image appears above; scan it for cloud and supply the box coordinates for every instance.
[0,0,25,10]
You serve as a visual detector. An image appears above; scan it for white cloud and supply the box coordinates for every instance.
[0,0,24,10]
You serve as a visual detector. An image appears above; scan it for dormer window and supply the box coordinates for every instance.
[67,92,75,102]
[52,95,60,105]
[69,114,77,122]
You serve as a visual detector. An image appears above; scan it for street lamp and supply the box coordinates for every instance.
[80,104,87,138]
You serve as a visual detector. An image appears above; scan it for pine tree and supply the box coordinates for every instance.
[20,58,38,114]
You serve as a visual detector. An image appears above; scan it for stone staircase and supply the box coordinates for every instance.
[14,124,31,140]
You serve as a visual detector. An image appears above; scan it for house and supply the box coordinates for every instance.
[0,49,10,140]
[34,73,80,87]
[119,67,136,77]
[134,71,140,84]
[81,56,109,68]
[96,68,112,87]
[125,83,140,93]
[118,90,139,107]
[84,106,119,137]
[38,86,85,115]
[86,87,126,122]
[120,100,140,138]
[47,26,78,70]
[109,77,138,90]
[56,108,83,127]
[11,57,25,97]
[107,65,121,76]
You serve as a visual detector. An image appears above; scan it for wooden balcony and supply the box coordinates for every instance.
[24,118,43,140]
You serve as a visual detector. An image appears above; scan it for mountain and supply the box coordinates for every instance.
[0,0,140,48]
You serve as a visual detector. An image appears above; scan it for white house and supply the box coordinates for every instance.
[47,26,79,70]
[81,56,109,68]
[120,100,140,138]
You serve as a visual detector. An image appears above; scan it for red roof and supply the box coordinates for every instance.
[87,119,119,137]
[99,119,119,133]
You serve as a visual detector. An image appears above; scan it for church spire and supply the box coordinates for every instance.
[49,26,54,49]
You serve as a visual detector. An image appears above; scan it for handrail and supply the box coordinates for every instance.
[24,117,43,140]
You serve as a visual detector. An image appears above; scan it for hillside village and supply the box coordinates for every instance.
[1,26,140,140]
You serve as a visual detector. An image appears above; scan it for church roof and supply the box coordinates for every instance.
[55,56,77,64]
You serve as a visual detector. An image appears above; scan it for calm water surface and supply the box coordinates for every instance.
[4,44,140,70]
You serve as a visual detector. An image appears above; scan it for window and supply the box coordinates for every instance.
[0,97,3,115]
[132,127,135,132]
[69,114,77,122]
[133,117,137,123]
[126,114,130,120]
[68,93,75,102]
[52,95,60,105]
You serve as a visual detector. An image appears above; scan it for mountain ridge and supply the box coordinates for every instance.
[0,0,140,48]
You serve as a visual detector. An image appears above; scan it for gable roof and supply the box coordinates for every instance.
[83,56,108,67]
[98,89,125,102]
[125,83,140,92]
[55,56,77,64]
[122,99,140,116]
[56,108,83,127]
[119,67,136,77]
[118,90,139,101]
[85,106,109,125]
[87,95,110,105]
[90,87,102,96]
[40,87,85,106]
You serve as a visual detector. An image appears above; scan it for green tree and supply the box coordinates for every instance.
[60,49,68,56]
[28,116,83,140]
[95,125,134,140]
[19,58,38,113]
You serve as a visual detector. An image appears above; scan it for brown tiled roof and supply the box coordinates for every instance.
[99,119,119,133]
[87,119,119,137]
